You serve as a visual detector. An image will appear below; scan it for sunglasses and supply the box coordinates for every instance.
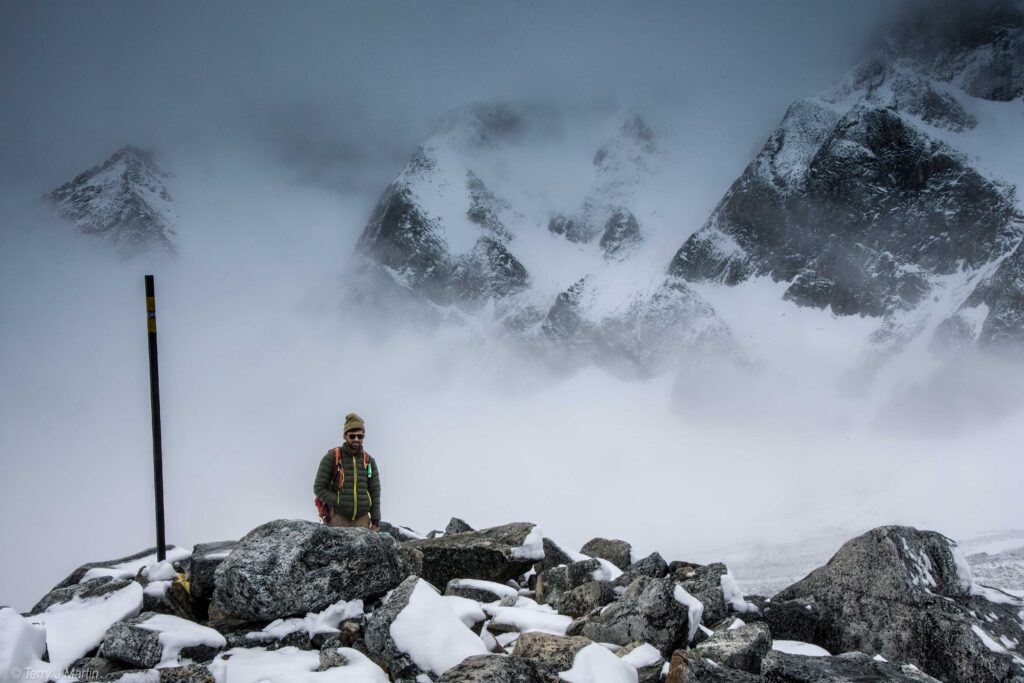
[346,433,366,440]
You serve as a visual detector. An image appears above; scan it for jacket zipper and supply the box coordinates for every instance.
[352,454,358,520]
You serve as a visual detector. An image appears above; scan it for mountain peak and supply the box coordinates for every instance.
[46,145,177,256]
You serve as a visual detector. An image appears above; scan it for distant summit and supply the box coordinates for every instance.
[46,146,177,256]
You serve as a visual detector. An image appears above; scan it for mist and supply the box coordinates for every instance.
[3,0,1024,612]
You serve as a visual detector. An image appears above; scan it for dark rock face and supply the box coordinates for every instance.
[406,522,541,589]
[436,654,559,683]
[761,650,943,682]
[578,576,693,656]
[774,525,1024,683]
[29,577,135,615]
[45,146,177,256]
[678,562,730,628]
[579,537,633,571]
[953,239,1024,351]
[535,538,574,573]
[510,632,593,671]
[672,104,1021,318]
[693,622,770,674]
[600,210,642,260]
[187,541,235,620]
[211,520,420,620]
[99,613,224,668]
[760,596,823,643]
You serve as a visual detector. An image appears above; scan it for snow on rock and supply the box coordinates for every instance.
[136,613,226,666]
[511,525,545,561]
[365,576,487,680]
[618,642,662,669]
[672,585,705,645]
[559,643,638,683]
[246,599,364,643]
[482,604,573,636]
[208,646,388,683]
[772,640,832,657]
[439,595,487,629]
[445,578,518,603]
[26,581,143,669]
[720,571,759,614]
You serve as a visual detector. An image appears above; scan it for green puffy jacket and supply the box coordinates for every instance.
[313,444,381,522]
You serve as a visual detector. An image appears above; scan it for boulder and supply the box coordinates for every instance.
[29,577,135,615]
[436,654,559,682]
[45,546,188,592]
[578,576,696,656]
[99,613,226,668]
[614,552,669,588]
[510,632,593,670]
[64,657,130,682]
[187,541,236,616]
[761,650,943,682]
[693,622,770,674]
[406,523,543,589]
[534,538,574,573]
[378,521,425,542]
[667,561,703,582]
[444,578,518,603]
[665,650,761,683]
[556,580,616,618]
[445,518,474,535]
[154,664,217,683]
[535,565,571,605]
[211,520,420,620]
[774,525,1024,683]
[365,576,488,681]
[760,596,822,643]
[579,537,632,570]
[677,562,731,627]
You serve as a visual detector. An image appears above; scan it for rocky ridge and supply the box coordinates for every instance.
[4,521,1022,683]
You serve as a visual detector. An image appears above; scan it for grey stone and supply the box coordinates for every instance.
[774,525,1024,683]
[65,656,131,682]
[616,642,666,683]
[157,665,216,683]
[406,522,540,589]
[436,654,559,683]
[694,622,771,674]
[444,579,512,603]
[760,596,822,643]
[211,519,420,620]
[579,576,693,656]
[188,541,236,607]
[615,552,669,588]
[511,632,594,671]
[761,650,943,682]
[535,565,570,606]
[29,577,135,615]
[556,581,615,619]
[579,537,632,570]
[99,612,224,668]
[534,538,574,573]
[677,562,730,627]
[445,518,474,535]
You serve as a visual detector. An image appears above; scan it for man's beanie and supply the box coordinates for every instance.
[344,413,365,434]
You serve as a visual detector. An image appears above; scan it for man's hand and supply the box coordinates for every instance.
[370,521,380,532]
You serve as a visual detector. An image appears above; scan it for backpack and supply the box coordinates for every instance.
[315,447,373,523]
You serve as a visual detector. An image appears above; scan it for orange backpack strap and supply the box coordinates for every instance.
[333,447,343,489]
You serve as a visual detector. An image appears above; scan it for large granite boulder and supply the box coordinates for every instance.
[666,650,760,683]
[365,576,488,682]
[99,613,226,667]
[211,520,420,621]
[405,523,543,589]
[578,576,698,656]
[774,525,1024,683]
[614,552,669,588]
[556,580,616,618]
[187,541,236,611]
[579,537,633,571]
[761,650,943,682]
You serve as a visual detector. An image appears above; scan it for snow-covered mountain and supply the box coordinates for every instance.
[45,146,178,256]
[348,105,736,376]
[346,3,1024,380]
[670,2,1024,361]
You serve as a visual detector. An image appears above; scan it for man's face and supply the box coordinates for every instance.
[345,430,365,451]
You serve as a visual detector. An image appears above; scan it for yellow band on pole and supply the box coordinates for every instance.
[148,319,157,333]
[146,297,156,312]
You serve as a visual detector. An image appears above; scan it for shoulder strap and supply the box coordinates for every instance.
[333,447,343,487]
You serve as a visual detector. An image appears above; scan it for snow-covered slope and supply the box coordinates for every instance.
[45,146,178,256]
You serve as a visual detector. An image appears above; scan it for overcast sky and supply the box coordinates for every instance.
[1,0,914,197]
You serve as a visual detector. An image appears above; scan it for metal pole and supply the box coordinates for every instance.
[145,275,166,561]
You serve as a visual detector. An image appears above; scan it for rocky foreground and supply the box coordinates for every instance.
[3,521,1023,683]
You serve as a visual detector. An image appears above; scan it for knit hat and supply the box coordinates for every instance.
[343,413,365,434]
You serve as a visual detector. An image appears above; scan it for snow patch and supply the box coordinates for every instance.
[247,599,364,643]
[208,646,388,683]
[619,643,662,669]
[510,525,545,561]
[772,640,831,657]
[559,643,639,683]
[672,585,704,644]
[137,614,227,666]
[389,579,487,676]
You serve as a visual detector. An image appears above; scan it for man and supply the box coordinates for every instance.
[314,413,381,530]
